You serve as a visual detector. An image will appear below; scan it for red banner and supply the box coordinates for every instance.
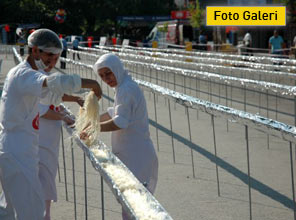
[171,10,190,19]
[87,36,93,48]
[4,25,10,32]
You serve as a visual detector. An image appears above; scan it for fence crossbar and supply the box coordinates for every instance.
[135,79,296,144]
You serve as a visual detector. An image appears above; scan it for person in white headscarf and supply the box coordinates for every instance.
[0,28,102,220]
[91,53,158,220]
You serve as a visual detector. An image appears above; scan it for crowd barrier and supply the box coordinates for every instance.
[70,47,296,127]
[0,44,15,58]
[93,45,296,73]
[112,44,295,66]
[12,46,296,219]
[12,47,173,220]
[78,46,296,86]
[58,55,296,220]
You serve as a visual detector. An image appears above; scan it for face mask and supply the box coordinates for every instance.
[35,59,48,70]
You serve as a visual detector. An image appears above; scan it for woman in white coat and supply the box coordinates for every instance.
[92,53,158,220]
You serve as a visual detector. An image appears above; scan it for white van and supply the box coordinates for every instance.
[146,20,194,48]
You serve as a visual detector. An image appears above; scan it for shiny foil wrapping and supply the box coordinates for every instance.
[134,79,296,144]
[80,46,296,84]
[122,59,296,97]
[59,54,296,143]
[115,46,296,72]
[60,53,296,97]
[115,45,296,66]
[62,106,173,220]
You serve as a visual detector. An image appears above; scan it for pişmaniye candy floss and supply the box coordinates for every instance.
[104,163,167,220]
[90,148,109,163]
[75,91,100,146]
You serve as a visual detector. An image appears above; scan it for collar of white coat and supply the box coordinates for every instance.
[93,53,128,89]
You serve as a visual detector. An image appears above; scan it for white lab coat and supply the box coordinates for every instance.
[94,54,158,194]
[38,70,62,202]
[38,103,62,202]
[0,61,48,219]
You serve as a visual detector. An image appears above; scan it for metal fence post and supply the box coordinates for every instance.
[60,127,68,201]
[211,115,220,196]
[186,107,195,178]
[245,125,252,220]
[71,138,77,220]
[289,142,296,220]
[168,99,176,163]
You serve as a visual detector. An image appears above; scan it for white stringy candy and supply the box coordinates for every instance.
[75,91,100,146]
[123,189,167,220]
[104,164,140,192]
[104,164,166,219]
[91,148,109,163]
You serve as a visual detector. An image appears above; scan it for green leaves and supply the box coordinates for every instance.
[0,0,176,35]
[188,0,203,28]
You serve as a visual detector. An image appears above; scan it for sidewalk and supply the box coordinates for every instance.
[0,53,295,220]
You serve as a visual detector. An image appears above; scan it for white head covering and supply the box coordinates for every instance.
[27,28,62,54]
[93,53,129,87]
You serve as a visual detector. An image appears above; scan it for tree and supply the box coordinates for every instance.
[188,0,202,28]
[0,0,177,37]
[281,0,296,24]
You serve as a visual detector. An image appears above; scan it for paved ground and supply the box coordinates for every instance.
[0,50,295,220]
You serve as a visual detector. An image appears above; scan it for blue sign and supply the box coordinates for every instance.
[117,16,171,22]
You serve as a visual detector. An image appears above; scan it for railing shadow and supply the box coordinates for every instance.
[149,119,294,210]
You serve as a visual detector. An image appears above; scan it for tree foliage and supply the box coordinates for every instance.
[188,0,202,28]
[0,0,176,36]
[280,0,296,23]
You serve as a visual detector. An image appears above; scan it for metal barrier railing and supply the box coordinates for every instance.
[12,47,173,220]
[62,109,173,220]
[12,46,293,219]
[92,45,296,73]
[1,44,15,58]
[67,48,296,127]
[59,55,296,220]
[124,60,296,126]
[78,47,296,86]
[110,44,296,66]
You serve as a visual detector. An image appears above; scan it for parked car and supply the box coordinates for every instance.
[146,20,194,48]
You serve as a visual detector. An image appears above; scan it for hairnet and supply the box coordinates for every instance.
[28,29,62,54]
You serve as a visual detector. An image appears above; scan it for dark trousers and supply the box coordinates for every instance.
[73,47,80,60]
[60,50,67,69]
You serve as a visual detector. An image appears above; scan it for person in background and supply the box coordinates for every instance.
[199,30,207,51]
[60,35,67,69]
[0,28,102,220]
[83,53,158,220]
[72,37,80,60]
[292,35,296,58]
[269,30,284,56]
[243,30,252,56]
[17,31,26,57]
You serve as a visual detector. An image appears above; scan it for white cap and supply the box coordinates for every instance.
[28,28,62,54]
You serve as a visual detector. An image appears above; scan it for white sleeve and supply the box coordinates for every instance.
[17,70,47,97]
[46,72,81,95]
[107,107,114,117]
[112,90,132,129]
[40,90,63,106]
